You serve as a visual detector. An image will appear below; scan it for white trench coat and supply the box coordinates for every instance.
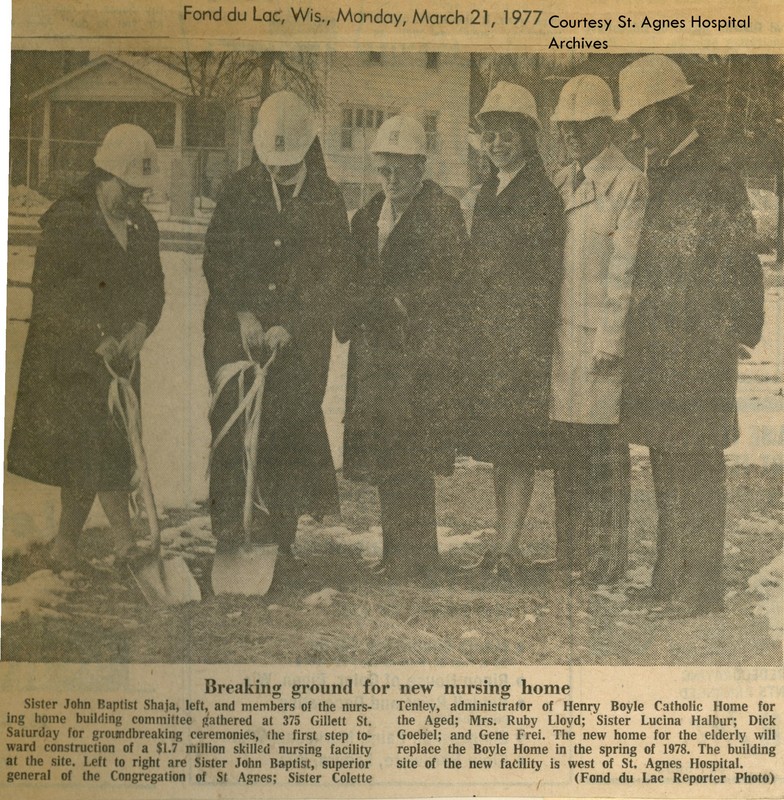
[550,144,647,424]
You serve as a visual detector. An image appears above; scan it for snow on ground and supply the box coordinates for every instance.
[3,247,782,556]
[1,569,75,622]
[746,517,784,642]
[142,251,211,510]
[748,190,777,248]
[3,247,349,554]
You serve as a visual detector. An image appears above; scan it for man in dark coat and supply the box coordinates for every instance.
[615,56,765,615]
[203,91,352,566]
[8,124,165,570]
[461,82,564,576]
[336,115,468,579]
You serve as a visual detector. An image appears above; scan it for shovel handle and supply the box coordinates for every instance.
[128,422,161,552]
[240,349,277,542]
[104,357,161,554]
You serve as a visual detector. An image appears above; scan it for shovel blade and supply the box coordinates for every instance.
[211,544,278,596]
[131,554,201,606]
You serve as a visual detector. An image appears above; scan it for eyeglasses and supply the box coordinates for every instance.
[116,178,151,201]
[377,164,418,179]
[480,129,519,145]
[558,123,589,138]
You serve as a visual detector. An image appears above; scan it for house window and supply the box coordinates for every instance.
[341,105,387,150]
[341,108,354,149]
[424,112,438,151]
[51,101,176,147]
[426,52,439,70]
[368,52,382,63]
[49,100,176,180]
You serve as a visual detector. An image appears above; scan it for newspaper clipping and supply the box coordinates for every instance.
[2,0,783,797]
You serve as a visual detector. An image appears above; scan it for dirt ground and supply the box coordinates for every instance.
[2,459,781,666]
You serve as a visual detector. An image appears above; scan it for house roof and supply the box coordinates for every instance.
[28,53,192,102]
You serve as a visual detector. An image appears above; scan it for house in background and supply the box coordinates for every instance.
[320,52,471,208]
[25,55,204,202]
[18,51,472,213]
[205,51,473,210]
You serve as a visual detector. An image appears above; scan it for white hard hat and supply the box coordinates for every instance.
[371,115,427,156]
[253,91,317,167]
[94,124,158,188]
[476,81,540,129]
[551,74,616,122]
[615,55,693,121]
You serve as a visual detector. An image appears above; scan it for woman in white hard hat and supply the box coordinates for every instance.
[203,91,352,571]
[462,82,564,577]
[336,114,469,579]
[549,74,647,585]
[8,124,165,570]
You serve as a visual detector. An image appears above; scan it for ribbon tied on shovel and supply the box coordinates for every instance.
[208,347,279,596]
[105,358,201,606]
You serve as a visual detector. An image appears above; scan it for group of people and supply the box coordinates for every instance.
[9,55,765,618]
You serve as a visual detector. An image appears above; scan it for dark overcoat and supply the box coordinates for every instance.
[7,171,165,490]
[202,141,351,518]
[462,157,565,465]
[338,180,469,484]
[620,139,765,451]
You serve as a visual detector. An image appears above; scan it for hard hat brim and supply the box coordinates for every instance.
[475,108,540,130]
[256,145,311,167]
[614,84,693,121]
[369,146,427,157]
[550,111,614,123]
[107,169,156,189]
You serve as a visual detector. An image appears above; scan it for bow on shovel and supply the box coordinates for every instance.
[105,359,201,606]
[208,347,279,596]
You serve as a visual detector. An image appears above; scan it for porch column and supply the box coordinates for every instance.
[37,98,51,185]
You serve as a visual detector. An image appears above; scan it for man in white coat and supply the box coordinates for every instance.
[549,75,648,584]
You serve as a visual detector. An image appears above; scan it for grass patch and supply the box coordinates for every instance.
[2,462,781,666]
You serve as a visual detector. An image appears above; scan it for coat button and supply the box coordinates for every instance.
[268,283,277,291]
[274,239,282,248]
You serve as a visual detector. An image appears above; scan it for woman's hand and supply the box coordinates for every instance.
[118,321,148,362]
[237,311,265,354]
[96,336,121,364]
[264,325,292,352]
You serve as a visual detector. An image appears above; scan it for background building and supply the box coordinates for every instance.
[15,51,472,213]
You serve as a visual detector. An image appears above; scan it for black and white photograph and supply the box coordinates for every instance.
[2,49,782,667]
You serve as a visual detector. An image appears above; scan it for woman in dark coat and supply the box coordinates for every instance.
[7,124,165,570]
[462,83,564,575]
[203,91,352,564]
[337,115,468,579]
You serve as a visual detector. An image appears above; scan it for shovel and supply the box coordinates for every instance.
[106,360,201,606]
[209,349,278,596]
[211,543,278,597]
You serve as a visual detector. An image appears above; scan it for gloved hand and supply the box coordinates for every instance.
[96,335,121,364]
[264,325,292,352]
[118,321,148,363]
[237,311,265,355]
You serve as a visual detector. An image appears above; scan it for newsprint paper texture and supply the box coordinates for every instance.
[1,1,783,799]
